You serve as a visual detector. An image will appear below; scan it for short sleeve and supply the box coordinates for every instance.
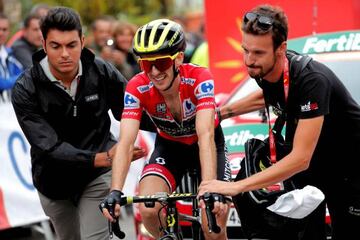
[193,68,216,111]
[121,76,144,120]
[296,72,330,119]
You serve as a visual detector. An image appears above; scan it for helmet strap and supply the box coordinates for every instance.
[163,64,179,91]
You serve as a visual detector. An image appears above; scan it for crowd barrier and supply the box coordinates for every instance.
[0,101,48,230]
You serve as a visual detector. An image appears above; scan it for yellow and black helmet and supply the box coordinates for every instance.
[133,19,186,56]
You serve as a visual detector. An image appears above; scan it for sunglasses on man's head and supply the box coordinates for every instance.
[138,52,179,73]
[243,12,274,31]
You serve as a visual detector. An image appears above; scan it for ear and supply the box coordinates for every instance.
[175,52,184,66]
[277,41,287,56]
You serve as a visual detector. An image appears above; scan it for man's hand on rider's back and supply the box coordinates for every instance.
[132,146,146,161]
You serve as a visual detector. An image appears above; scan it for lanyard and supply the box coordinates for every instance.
[268,56,289,163]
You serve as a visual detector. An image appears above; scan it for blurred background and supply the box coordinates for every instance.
[2,0,205,45]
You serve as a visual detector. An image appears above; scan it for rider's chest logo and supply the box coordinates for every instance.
[156,103,167,114]
[183,98,196,117]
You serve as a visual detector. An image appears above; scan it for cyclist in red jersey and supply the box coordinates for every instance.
[100,19,230,239]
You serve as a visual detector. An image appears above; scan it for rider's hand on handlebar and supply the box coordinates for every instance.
[212,193,229,217]
[99,190,123,222]
[199,192,227,234]
[199,193,229,216]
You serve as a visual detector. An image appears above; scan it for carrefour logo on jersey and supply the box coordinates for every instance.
[195,80,214,99]
[124,92,140,109]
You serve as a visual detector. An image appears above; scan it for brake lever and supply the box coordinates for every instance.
[111,218,126,239]
[108,202,125,239]
[201,192,221,234]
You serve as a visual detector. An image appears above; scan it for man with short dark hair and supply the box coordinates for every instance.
[11,7,145,240]
[198,4,360,240]
[11,14,43,69]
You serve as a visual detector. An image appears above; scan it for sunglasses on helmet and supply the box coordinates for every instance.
[243,12,275,31]
[138,52,179,73]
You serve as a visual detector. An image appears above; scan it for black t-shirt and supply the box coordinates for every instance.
[260,53,360,186]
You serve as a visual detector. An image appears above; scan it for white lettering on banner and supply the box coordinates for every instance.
[0,102,47,229]
[303,33,360,53]
[225,130,267,147]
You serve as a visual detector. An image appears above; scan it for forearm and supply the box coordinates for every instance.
[199,135,217,181]
[110,118,140,191]
[196,109,217,180]
[236,117,322,193]
[22,123,97,168]
[221,89,265,120]
[110,144,133,191]
[40,141,99,169]
[235,151,308,194]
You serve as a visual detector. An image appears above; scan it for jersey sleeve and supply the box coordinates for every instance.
[121,77,144,121]
[193,68,216,111]
[296,72,330,119]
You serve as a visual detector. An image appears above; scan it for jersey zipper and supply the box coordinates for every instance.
[169,91,183,128]
[49,82,78,118]
[73,105,77,117]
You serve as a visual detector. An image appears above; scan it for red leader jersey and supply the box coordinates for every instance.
[122,64,220,145]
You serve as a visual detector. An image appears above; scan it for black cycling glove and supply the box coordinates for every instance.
[99,190,124,218]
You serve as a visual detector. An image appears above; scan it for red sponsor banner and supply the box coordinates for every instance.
[205,0,360,94]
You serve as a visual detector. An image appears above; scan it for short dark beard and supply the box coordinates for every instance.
[249,53,277,80]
